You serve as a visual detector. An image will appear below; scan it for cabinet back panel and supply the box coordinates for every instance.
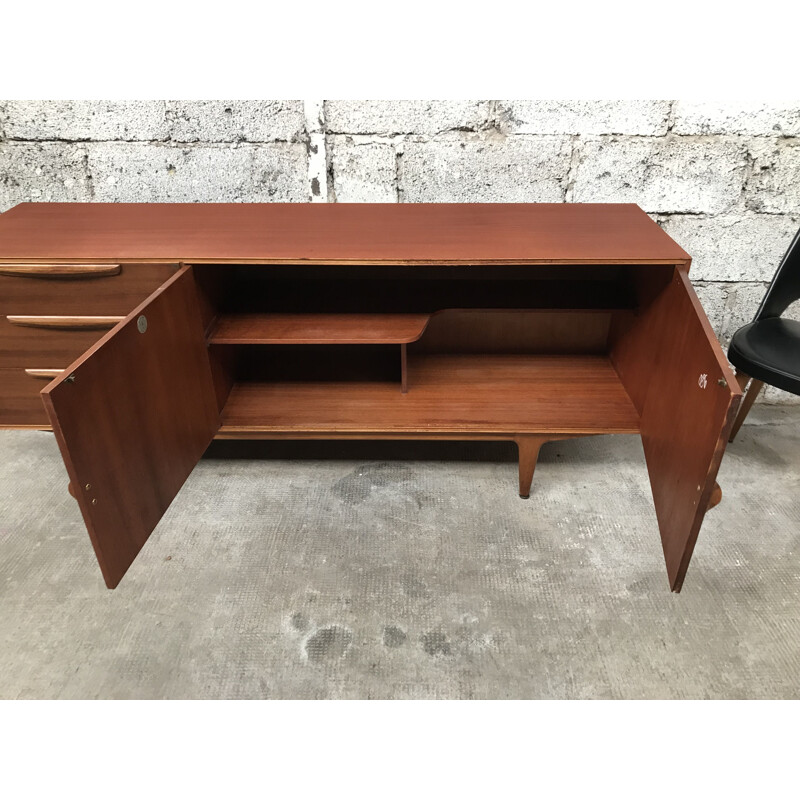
[412,310,611,354]
[192,264,638,314]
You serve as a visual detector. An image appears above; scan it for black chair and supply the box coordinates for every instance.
[728,225,800,441]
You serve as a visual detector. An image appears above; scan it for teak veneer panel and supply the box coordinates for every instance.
[610,270,741,591]
[210,313,432,345]
[412,309,612,354]
[0,203,690,264]
[0,262,178,315]
[0,317,110,370]
[41,267,219,589]
[0,368,52,427]
[219,355,641,435]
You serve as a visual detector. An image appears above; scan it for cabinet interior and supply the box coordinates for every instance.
[191,263,675,436]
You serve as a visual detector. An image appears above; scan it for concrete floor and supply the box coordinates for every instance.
[1,406,799,699]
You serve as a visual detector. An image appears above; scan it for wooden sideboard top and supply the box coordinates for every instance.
[0,202,690,265]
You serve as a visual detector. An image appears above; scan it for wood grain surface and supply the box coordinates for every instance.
[411,309,612,354]
[210,313,432,344]
[219,354,641,435]
[0,264,121,278]
[610,268,741,591]
[0,262,177,316]
[0,316,110,370]
[41,267,219,588]
[0,368,51,426]
[0,203,690,264]
[6,315,124,330]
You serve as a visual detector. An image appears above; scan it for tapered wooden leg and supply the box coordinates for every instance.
[707,481,722,510]
[516,436,544,499]
[729,372,764,442]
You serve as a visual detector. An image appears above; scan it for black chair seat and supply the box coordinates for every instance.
[729,317,800,395]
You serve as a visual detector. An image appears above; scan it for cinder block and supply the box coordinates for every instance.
[496,100,671,136]
[399,135,571,202]
[307,132,327,202]
[3,101,169,141]
[745,140,800,213]
[692,280,767,345]
[170,101,306,143]
[330,137,395,202]
[693,282,731,341]
[574,137,745,214]
[660,214,800,281]
[673,101,800,137]
[325,101,491,135]
[88,142,308,202]
[724,282,769,335]
[0,142,91,211]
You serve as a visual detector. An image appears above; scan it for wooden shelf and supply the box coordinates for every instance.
[209,313,431,345]
[218,354,640,436]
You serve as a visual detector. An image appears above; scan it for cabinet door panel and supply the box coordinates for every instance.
[611,269,742,591]
[42,267,219,588]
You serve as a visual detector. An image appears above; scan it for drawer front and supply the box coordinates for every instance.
[0,262,178,315]
[0,263,176,426]
[0,368,51,427]
[0,315,116,369]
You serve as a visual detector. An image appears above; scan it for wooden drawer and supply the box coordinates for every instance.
[0,262,177,315]
[0,314,117,369]
[0,368,51,427]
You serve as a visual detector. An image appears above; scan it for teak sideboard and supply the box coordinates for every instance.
[0,203,742,591]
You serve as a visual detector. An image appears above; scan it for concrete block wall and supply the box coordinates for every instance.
[2,100,799,402]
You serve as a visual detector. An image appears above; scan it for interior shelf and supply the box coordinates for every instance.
[218,354,641,436]
[209,313,432,345]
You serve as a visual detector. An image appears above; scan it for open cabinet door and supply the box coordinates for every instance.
[612,269,742,592]
[41,266,219,588]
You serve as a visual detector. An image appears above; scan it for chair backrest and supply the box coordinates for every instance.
[756,225,800,319]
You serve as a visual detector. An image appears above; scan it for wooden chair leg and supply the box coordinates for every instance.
[729,372,764,442]
[516,436,544,499]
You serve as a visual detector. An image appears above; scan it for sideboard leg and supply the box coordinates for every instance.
[707,481,722,510]
[516,436,544,499]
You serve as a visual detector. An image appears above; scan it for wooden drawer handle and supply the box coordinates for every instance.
[0,264,121,279]
[25,368,65,380]
[7,315,124,330]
